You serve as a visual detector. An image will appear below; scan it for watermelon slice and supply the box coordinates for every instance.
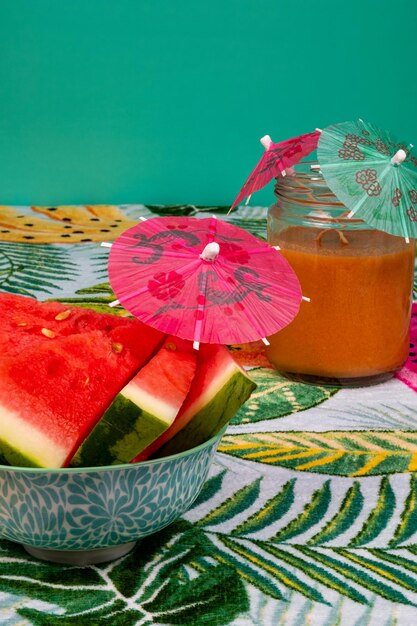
[0,293,166,468]
[70,336,197,466]
[0,293,140,357]
[131,345,256,462]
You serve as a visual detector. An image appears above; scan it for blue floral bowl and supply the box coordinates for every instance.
[0,429,224,565]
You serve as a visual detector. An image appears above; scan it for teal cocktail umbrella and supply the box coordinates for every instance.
[317,119,417,241]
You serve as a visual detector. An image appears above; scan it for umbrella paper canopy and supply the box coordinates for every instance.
[107,216,303,347]
[231,130,321,209]
[317,119,417,240]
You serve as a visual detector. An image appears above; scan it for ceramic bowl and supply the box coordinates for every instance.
[0,428,225,565]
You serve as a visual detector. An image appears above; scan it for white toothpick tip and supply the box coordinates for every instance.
[245,195,251,206]
[347,211,354,219]
[391,149,407,165]
[139,216,147,221]
[261,337,270,346]
[315,128,322,133]
[406,237,410,244]
[109,299,120,308]
[310,164,321,170]
[281,169,287,177]
[200,241,220,261]
[101,241,112,248]
[302,296,311,302]
[272,245,281,250]
[193,340,200,350]
[260,135,272,150]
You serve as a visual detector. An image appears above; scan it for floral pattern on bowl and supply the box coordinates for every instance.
[0,432,221,555]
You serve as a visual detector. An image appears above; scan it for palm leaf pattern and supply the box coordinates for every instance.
[2,204,417,624]
[219,430,417,476]
[191,468,417,609]
[230,368,339,425]
[4,469,417,622]
[186,471,417,608]
[0,242,80,298]
[53,282,128,315]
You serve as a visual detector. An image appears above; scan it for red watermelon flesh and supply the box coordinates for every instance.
[0,293,143,358]
[0,293,166,468]
[127,337,197,412]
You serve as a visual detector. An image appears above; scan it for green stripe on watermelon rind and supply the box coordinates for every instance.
[0,403,67,468]
[70,394,170,467]
[0,437,43,468]
[156,370,256,458]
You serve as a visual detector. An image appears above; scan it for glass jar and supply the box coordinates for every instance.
[266,162,415,386]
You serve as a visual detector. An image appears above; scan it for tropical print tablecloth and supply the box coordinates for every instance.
[2,204,417,625]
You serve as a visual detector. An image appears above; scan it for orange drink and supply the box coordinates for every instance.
[266,164,415,386]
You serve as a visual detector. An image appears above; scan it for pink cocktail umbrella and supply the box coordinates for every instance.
[231,130,321,210]
[105,216,303,348]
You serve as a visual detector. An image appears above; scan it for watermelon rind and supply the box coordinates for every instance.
[0,403,68,468]
[155,364,256,458]
[70,390,170,467]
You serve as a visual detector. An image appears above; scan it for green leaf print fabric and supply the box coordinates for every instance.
[2,204,417,625]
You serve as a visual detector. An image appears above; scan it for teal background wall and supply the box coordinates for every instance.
[0,0,415,207]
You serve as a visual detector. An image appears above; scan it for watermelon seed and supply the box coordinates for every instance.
[112,342,123,353]
[41,328,56,338]
[165,342,177,351]
[55,309,71,321]
[84,376,90,385]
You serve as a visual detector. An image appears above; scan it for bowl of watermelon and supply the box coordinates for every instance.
[0,294,256,564]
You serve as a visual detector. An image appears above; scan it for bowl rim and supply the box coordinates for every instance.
[0,425,228,475]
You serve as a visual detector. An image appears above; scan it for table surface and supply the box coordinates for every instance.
[1,204,417,626]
